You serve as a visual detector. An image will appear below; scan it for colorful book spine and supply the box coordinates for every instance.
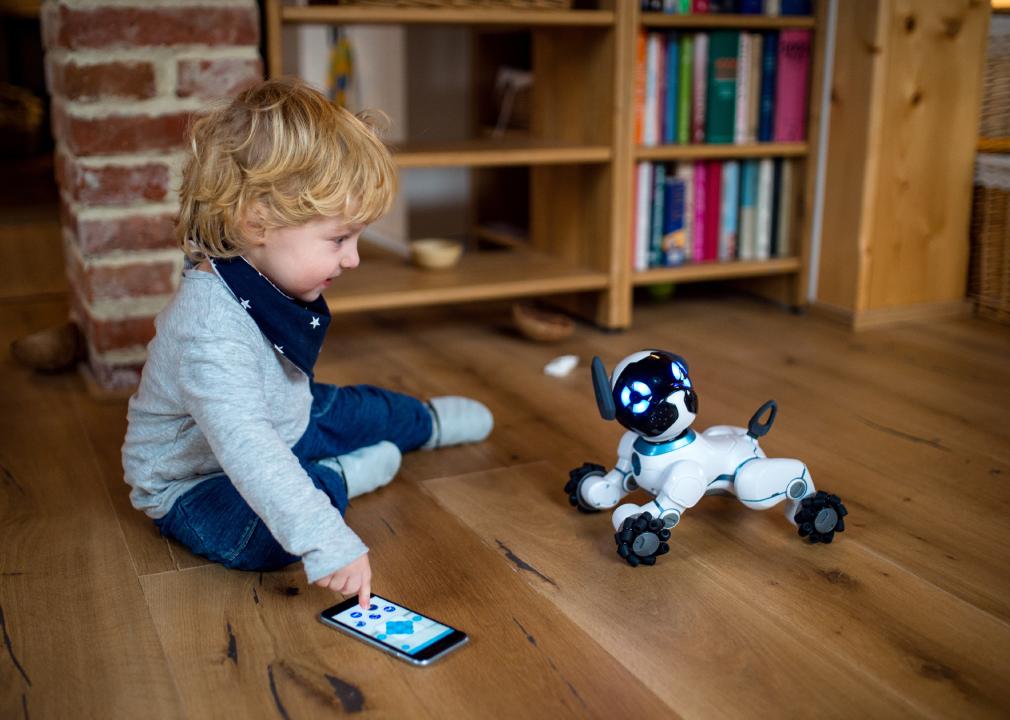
[664,34,680,144]
[755,158,774,260]
[705,31,739,144]
[734,32,751,144]
[775,159,794,257]
[693,0,710,11]
[758,31,777,142]
[679,0,691,12]
[741,0,763,12]
[704,160,722,260]
[773,29,811,142]
[747,33,762,143]
[692,161,707,261]
[644,33,661,146]
[675,163,694,263]
[719,160,740,260]
[634,31,647,144]
[780,0,811,14]
[765,0,780,15]
[692,33,708,143]
[651,162,667,267]
[663,173,689,266]
[635,162,653,271]
[677,34,693,144]
[738,159,759,260]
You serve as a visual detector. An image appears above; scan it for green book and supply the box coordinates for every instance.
[705,31,739,144]
[677,35,693,145]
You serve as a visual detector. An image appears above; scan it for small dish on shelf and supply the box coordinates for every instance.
[410,238,463,270]
[512,302,575,343]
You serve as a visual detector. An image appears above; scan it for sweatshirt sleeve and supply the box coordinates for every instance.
[177,325,367,583]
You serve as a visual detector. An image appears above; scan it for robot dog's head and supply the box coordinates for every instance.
[592,350,697,440]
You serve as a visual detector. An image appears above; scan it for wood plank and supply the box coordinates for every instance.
[635,142,808,161]
[394,138,611,168]
[633,257,801,285]
[140,479,672,718]
[640,12,815,29]
[425,462,923,717]
[0,300,183,719]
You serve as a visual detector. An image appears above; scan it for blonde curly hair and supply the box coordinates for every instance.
[177,77,397,262]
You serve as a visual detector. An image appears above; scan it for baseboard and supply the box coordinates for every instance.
[810,299,973,330]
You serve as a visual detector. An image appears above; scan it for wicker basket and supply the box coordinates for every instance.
[969,154,1010,324]
[334,1,573,8]
[980,15,1010,140]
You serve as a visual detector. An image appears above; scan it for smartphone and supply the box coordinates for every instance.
[319,594,468,666]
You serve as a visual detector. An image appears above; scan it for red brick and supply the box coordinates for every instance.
[47,5,259,50]
[177,57,262,100]
[56,152,171,206]
[63,206,178,257]
[48,58,156,101]
[69,288,157,354]
[67,248,178,303]
[54,103,193,156]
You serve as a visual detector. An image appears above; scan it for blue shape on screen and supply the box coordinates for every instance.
[386,620,415,635]
[402,644,410,650]
[350,612,362,618]
[355,621,366,628]
[369,604,377,611]
[377,634,387,640]
[412,615,422,622]
[384,606,395,612]
[369,614,381,620]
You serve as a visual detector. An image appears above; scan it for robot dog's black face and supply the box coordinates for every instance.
[613,351,697,437]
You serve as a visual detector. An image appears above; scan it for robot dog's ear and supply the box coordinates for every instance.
[591,356,617,421]
[671,353,689,374]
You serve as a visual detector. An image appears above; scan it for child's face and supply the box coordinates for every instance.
[246,215,363,302]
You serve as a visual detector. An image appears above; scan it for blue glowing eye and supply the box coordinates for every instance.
[631,399,650,414]
[620,382,652,414]
[683,377,692,388]
[671,362,684,380]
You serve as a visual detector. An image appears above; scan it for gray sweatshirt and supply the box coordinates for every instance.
[122,266,368,582]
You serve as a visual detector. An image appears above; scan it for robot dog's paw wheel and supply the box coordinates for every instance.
[794,491,848,544]
[564,463,606,514]
[615,512,671,567]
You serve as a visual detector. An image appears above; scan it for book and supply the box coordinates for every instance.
[677,34,693,144]
[704,160,722,260]
[705,31,739,144]
[738,159,759,260]
[692,33,708,143]
[741,0,763,12]
[719,160,740,260]
[757,31,777,141]
[775,159,794,257]
[780,0,811,14]
[747,33,762,143]
[692,161,707,261]
[755,157,774,260]
[765,0,780,15]
[644,33,661,146]
[635,162,653,271]
[734,32,751,144]
[651,162,667,267]
[773,29,811,142]
[693,0,710,11]
[663,171,689,265]
[675,162,694,262]
[634,31,647,144]
[664,34,681,144]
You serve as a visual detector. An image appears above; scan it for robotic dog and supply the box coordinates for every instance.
[564,350,847,566]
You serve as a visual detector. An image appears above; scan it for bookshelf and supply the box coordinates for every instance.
[263,1,824,328]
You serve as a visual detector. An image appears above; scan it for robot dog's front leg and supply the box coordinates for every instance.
[566,461,635,512]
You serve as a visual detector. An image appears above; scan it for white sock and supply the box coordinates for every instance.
[421,396,494,449]
[318,441,402,499]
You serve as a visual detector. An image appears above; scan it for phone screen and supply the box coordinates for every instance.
[326,595,460,658]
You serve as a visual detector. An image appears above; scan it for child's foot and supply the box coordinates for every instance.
[319,441,402,499]
[421,396,494,449]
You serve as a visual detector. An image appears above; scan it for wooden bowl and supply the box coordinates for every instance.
[410,238,463,270]
[10,322,83,372]
[512,303,575,342]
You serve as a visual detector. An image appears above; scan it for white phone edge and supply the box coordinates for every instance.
[318,614,469,667]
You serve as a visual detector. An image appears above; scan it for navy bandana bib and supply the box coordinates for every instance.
[211,256,331,377]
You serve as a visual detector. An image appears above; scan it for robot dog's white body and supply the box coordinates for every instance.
[581,425,812,532]
[567,350,846,565]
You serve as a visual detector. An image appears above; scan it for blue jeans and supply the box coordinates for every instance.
[154,382,432,572]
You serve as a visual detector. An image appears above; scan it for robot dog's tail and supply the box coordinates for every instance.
[747,400,777,438]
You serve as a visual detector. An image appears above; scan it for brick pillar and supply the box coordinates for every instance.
[40,0,262,392]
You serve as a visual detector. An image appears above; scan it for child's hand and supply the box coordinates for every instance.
[315,554,372,608]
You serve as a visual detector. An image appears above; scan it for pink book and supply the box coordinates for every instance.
[773,29,812,142]
[704,160,722,261]
[692,161,707,262]
[692,33,708,144]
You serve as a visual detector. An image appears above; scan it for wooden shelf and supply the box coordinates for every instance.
[635,142,808,161]
[394,138,611,168]
[282,5,614,27]
[978,137,1010,153]
[632,258,802,286]
[640,12,815,29]
[324,244,609,314]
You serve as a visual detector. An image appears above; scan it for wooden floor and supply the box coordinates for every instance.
[2,291,1010,719]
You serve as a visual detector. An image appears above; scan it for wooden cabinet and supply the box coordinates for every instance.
[264,1,824,328]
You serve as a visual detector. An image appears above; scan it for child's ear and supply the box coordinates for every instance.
[239,204,268,246]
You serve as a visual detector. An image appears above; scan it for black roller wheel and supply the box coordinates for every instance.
[615,512,671,567]
[794,490,848,544]
[564,463,607,513]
